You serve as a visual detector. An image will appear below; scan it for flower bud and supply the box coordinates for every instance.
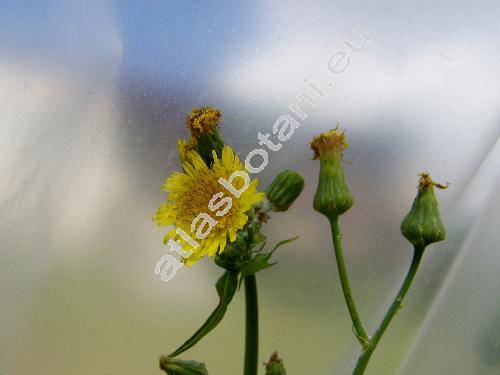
[401,173,448,248]
[186,106,224,165]
[266,169,305,212]
[311,128,353,218]
[264,352,287,375]
[159,355,208,375]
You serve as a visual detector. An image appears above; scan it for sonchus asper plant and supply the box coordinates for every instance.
[154,107,303,375]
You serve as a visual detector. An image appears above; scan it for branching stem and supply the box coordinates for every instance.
[353,246,424,374]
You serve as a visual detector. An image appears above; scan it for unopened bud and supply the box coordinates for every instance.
[266,170,305,212]
[264,352,287,375]
[311,128,353,218]
[401,173,448,248]
[159,355,208,375]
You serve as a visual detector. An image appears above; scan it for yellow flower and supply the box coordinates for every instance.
[177,137,197,163]
[154,145,264,266]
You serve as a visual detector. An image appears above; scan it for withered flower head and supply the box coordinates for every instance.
[186,106,224,165]
[310,127,348,160]
[401,172,449,249]
[311,127,353,218]
[186,106,222,137]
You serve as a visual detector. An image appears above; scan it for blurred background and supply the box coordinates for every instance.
[1,1,499,374]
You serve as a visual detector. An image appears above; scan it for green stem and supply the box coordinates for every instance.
[243,274,259,375]
[329,216,369,346]
[353,246,425,374]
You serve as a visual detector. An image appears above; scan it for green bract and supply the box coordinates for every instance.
[264,352,287,375]
[311,128,353,218]
[401,173,448,248]
[195,127,224,166]
[159,356,209,375]
[186,106,224,165]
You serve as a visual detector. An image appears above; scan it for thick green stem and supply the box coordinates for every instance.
[353,246,425,374]
[329,216,369,345]
[243,274,259,375]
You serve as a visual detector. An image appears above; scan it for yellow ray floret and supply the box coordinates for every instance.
[154,145,264,266]
[177,137,197,163]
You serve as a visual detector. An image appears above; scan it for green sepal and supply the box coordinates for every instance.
[313,153,354,218]
[169,271,238,357]
[401,174,447,248]
[196,128,224,166]
[159,356,209,375]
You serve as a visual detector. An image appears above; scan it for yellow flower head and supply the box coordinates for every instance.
[154,145,264,266]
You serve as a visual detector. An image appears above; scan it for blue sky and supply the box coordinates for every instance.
[0,1,259,81]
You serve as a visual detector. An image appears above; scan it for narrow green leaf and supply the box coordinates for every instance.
[169,271,238,357]
[269,236,300,255]
[237,236,300,289]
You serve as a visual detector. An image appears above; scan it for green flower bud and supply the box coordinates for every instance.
[264,352,287,375]
[401,173,448,248]
[266,170,305,212]
[311,128,354,218]
[159,355,209,375]
[186,106,224,165]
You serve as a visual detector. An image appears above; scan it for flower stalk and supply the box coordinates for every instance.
[329,215,369,347]
[311,128,368,345]
[244,274,259,375]
[353,245,425,374]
